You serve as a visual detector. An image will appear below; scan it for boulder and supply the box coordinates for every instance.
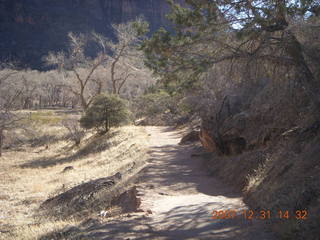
[111,186,141,213]
[179,130,200,145]
[199,128,217,152]
[40,172,124,218]
[62,166,74,173]
[224,136,246,155]
[199,111,249,155]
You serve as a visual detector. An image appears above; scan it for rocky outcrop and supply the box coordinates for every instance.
[39,172,140,219]
[199,127,247,155]
[198,86,283,156]
[112,186,140,213]
[0,0,185,69]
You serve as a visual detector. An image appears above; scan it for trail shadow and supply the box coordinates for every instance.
[38,127,276,239]
[20,130,120,168]
[143,143,240,198]
[39,202,274,240]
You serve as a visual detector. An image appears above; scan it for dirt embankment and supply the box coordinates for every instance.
[197,85,320,240]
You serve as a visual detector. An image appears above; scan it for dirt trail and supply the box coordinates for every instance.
[79,126,276,240]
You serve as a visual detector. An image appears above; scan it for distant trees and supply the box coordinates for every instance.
[39,72,75,108]
[0,111,26,157]
[0,67,17,89]
[0,17,153,155]
[80,94,129,133]
[0,64,27,156]
[0,68,77,110]
[0,18,153,113]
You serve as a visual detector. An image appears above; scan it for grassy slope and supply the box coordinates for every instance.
[0,110,149,240]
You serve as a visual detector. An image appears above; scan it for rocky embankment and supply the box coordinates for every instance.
[197,81,320,239]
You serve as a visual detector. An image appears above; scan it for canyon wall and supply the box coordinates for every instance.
[0,0,181,68]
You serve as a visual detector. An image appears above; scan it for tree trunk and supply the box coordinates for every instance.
[104,107,110,133]
[0,129,3,157]
[111,60,117,94]
[105,118,110,133]
[39,95,42,109]
[79,86,88,110]
[110,45,126,95]
[284,30,320,115]
[97,81,102,95]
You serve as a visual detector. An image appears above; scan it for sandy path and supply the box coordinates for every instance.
[79,126,276,240]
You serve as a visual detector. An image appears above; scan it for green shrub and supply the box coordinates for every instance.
[80,94,129,133]
[135,91,172,118]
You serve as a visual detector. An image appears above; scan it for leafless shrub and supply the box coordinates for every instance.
[61,118,84,145]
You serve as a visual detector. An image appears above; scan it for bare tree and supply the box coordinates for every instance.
[35,70,75,108]
[93,17,149,95]
[46,33,108,110]
[19,76,37,109]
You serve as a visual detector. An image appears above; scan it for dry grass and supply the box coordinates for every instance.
[0,110,150,239]
[243,156,272,194]
[2,219,79,240]
[19,110,68,125]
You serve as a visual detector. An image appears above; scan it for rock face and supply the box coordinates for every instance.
[0,0,184,68]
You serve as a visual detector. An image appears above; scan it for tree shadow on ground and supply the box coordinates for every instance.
[40,202,275,240]
[19,130,120,168]
[142,144,240,198]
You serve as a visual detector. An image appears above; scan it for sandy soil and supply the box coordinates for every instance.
[75,126,277,240]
